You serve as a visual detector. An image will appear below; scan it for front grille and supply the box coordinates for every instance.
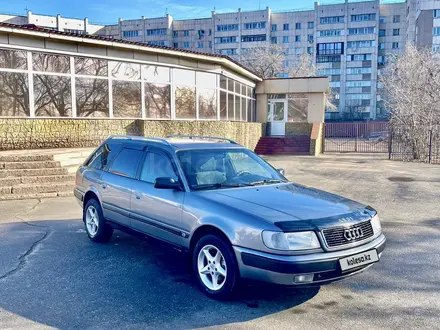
[322,221,374,249]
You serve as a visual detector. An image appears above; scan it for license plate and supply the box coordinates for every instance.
[339,249,379,271]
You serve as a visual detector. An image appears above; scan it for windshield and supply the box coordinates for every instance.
[176,148,287,190]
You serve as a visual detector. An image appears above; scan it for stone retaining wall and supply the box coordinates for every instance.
[0,119,264,151]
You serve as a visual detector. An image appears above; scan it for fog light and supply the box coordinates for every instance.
[294,274,314,283]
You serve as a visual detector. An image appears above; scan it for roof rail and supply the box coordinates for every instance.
[165,135,238,144]
[107,135,171,145]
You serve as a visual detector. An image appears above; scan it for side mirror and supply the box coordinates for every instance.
[154,177,181,190]
[277,168,285,176]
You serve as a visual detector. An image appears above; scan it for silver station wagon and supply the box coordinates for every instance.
[74,135,386,299]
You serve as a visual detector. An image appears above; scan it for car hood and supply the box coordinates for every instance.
[200,183,372,228]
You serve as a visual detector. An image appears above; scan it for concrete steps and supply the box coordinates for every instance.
[254,136,311,155]
[0,148,91,200]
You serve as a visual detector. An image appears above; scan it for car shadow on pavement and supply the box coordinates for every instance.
[0,219,320,329]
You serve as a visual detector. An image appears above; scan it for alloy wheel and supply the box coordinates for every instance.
[197,245,227,291]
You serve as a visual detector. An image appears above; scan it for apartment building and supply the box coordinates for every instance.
[1,0,439,121]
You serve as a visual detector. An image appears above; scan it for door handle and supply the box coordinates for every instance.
[135,195,141,200]
[102,184,107,189]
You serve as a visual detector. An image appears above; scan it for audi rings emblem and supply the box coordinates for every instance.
[344,227,364,241]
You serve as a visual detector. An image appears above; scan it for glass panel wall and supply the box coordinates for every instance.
[0,72,29,116]
[0,47,256,121]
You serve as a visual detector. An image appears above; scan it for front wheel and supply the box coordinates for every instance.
[83,198,113,243]
[193,234,239,300]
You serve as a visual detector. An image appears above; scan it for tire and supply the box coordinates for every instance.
[192,234,239,300]
[83,198,113,243]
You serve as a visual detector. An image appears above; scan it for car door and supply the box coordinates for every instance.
[100,145,144,227]
[130,148,187,246]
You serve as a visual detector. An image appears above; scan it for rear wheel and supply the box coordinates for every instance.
[193,234,239,300]
[83,198,113,243]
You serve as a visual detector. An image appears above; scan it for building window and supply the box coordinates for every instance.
[295,22,301,30]
[209,41,212,48]
[433,27,440,35]
[393,15,400,23]
[147,41,166,46]
[217,24,239,31]
[208,29,212,36]
[379,16,386,23]
[318,68,341,75]
[146,29,167,36]
[347,40,375,48]
[307,34,314,42]
[271,37,277,44]
[434,10,440,18]
[295,35,301,42]
[217,49,237,55]
[183,42,190,48]
[393,28,400,36]
[346,54,372,61]
[377,55,385,65]
[317,42,344,55]
[283,36,289,43]
[433,44,440,52]
[215,36,237,44]
[316,55,341,63]
[183,30,189,37]
[348,27,375,35]
[351,14,376,22]
[283,23,289,31]
[244,22,266,30]
[379,29,385,37]
[319,29,344,37]
[122,30,139,37]
[271,24,277,31]
[308,21,314,29]
[173,42,178,48]
[392,42,399,49]
[173,31,178,37]
[346,81,371,87]
[295,48,303,55]
[307,47,313,54]
[241,34,266,42]
[320,16,344,24]
[346,67,372,74]
[283,60,289,68]
[197,42,203,48]
[345,94,371,100]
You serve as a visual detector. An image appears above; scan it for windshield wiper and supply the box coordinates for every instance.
[192,183,247,190]
[248,179,288,186]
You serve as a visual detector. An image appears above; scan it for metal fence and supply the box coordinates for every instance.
[324,122,390,153]
[389,125,440,164]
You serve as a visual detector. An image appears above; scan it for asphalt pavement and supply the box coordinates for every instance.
[0,153,439,330]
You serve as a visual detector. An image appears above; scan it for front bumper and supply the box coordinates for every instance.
[233,234,386,286]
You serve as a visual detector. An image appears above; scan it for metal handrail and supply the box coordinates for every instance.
[165,135,238,144]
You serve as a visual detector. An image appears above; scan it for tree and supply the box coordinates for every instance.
[239,44,335,111]
[380,43,440,160]
[240,44,318,79]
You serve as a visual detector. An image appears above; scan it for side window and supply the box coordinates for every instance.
[88,144,110,170]
[140,152,178,183]
[87,143,121,170]
[109,148,144,178]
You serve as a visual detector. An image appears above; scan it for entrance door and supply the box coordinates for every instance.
[269,100,287,136]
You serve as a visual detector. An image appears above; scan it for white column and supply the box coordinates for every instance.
[27,51,35,117]
[70,57,76,117]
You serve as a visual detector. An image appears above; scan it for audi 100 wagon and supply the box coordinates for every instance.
[74,135,386,299]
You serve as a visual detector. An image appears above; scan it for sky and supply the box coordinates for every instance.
[0,0,323,24]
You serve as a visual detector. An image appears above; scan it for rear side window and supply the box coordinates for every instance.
[87,143,121,170]
[109,148,144,178]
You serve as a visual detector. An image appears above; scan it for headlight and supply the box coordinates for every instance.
[262,231,321,251]
[371,214,382,237]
